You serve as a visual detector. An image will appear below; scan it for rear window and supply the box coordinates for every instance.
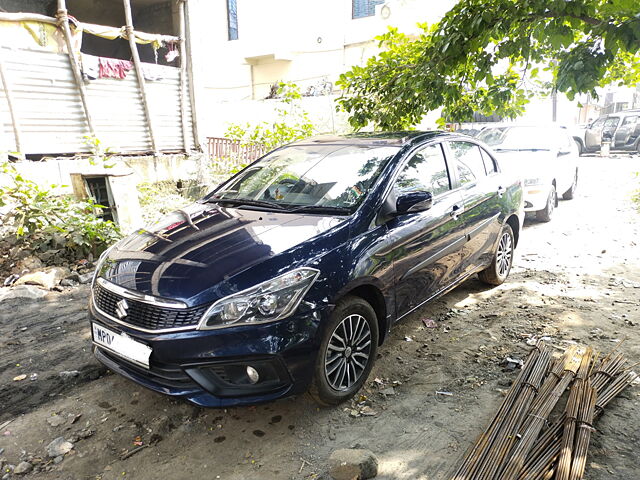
[480,149,497,174]
[448,141,486,185]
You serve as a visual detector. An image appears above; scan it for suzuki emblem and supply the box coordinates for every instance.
[115,299,129,319]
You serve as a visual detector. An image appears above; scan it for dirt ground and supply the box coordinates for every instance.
[1,155,639,480]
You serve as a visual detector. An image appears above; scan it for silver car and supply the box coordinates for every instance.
[477,125,579,222]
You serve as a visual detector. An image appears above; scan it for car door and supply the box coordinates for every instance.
[585,117,606,149]
[384,142,467,319]
[601,116,621,144]
[614,115,638,148]
[445,140,503,276]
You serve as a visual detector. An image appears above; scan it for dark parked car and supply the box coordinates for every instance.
[89,132,524,407]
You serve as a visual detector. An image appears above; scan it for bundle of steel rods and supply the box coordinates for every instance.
[450,342,637,480]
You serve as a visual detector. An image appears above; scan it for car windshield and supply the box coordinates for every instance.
[208,144,399,213]
[477,127,561,151]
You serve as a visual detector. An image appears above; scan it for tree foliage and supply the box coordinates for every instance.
[0,161,121,258]
[226,82,315,151]
[337,0,640,130]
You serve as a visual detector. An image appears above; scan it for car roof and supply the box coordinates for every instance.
[602,109,640,119]
[289,131,454,147]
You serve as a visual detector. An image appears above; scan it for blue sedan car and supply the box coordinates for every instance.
[89,132,524,407]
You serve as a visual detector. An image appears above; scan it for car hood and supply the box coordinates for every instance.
[494,150,558,180]
[98,202,347,305]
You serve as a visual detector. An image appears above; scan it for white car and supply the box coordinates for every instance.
[476,125,579,222]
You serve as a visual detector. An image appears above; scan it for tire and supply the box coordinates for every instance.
[536,185,557,222]
[478,224,514,286]
[563,169,578,200]
[574,139,584,156]
[309,296,379,406]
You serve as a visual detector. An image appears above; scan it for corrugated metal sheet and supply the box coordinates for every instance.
[85,67,152,153]
[0,60,17,152]
[0,46,90,154]
[0,48,194,155]
[144,63,195,152]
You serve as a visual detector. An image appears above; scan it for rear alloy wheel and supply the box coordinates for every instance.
[309,296,378,406]
[562,169,578,200]
[478,224,514,286]
[536,185,557,222]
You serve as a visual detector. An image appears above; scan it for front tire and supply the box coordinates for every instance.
[309,296,379,406]
[478,224,514,286]
[536,185,556,222]
[562,169,578,200]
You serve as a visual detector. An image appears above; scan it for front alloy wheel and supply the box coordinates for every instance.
[478,224,515,286]
[309,296,379,405]
[536,186,556,222]
[324,314,372,391]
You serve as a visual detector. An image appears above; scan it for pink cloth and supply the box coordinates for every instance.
[99,57,133,79]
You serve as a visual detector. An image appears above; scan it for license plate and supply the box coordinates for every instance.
[92,323,152,369]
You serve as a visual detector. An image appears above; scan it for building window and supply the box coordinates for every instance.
[352,0,384,19]
[227,0,238,40]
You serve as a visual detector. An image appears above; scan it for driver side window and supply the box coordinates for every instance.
[395,144,451,197]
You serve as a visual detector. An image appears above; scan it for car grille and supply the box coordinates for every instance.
[93,282,208,331]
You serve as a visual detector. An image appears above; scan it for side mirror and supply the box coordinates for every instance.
[396,191,433,214]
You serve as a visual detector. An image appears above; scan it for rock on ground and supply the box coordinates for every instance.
[14,267,69,290]
[0,285,48,302]
[329,449,378,480]
[46,437,73,458]
[13,461,33,474]
[78,272,94,284]
[58,370,80,381]
[46,415,66,427]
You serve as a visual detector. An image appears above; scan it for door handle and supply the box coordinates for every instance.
[497,186,506,198]
[450,204,464,221]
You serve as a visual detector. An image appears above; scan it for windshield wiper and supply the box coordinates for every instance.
[285,204,353,215]
[206,197,287,210]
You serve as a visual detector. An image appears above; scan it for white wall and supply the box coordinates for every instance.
[187,0,456,138]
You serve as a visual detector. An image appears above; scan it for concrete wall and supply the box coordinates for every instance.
[1,153,209,196]
[0,0,53,15]
[135,1,176,35]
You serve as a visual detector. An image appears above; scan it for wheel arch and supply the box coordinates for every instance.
[505,214,520,248]
[551,179,559,206]
[334,281,390,346]
[573,136,584,152]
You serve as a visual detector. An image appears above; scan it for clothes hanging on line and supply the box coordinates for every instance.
[81,53,99,80]
[99,57,133,79]
[141,63,165,82]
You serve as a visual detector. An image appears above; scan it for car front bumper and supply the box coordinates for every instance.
[89,300,330,407]
[523,185,551,212]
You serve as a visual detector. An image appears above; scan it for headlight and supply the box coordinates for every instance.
[524,178,544,186]
[92,244,116,287]
[197,267,320,330]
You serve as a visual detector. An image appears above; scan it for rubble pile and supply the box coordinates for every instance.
[0,235,95,292]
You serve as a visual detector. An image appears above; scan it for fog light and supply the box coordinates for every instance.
[246,366,259,384]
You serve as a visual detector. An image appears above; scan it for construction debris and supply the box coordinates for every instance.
[451,341,637,480]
